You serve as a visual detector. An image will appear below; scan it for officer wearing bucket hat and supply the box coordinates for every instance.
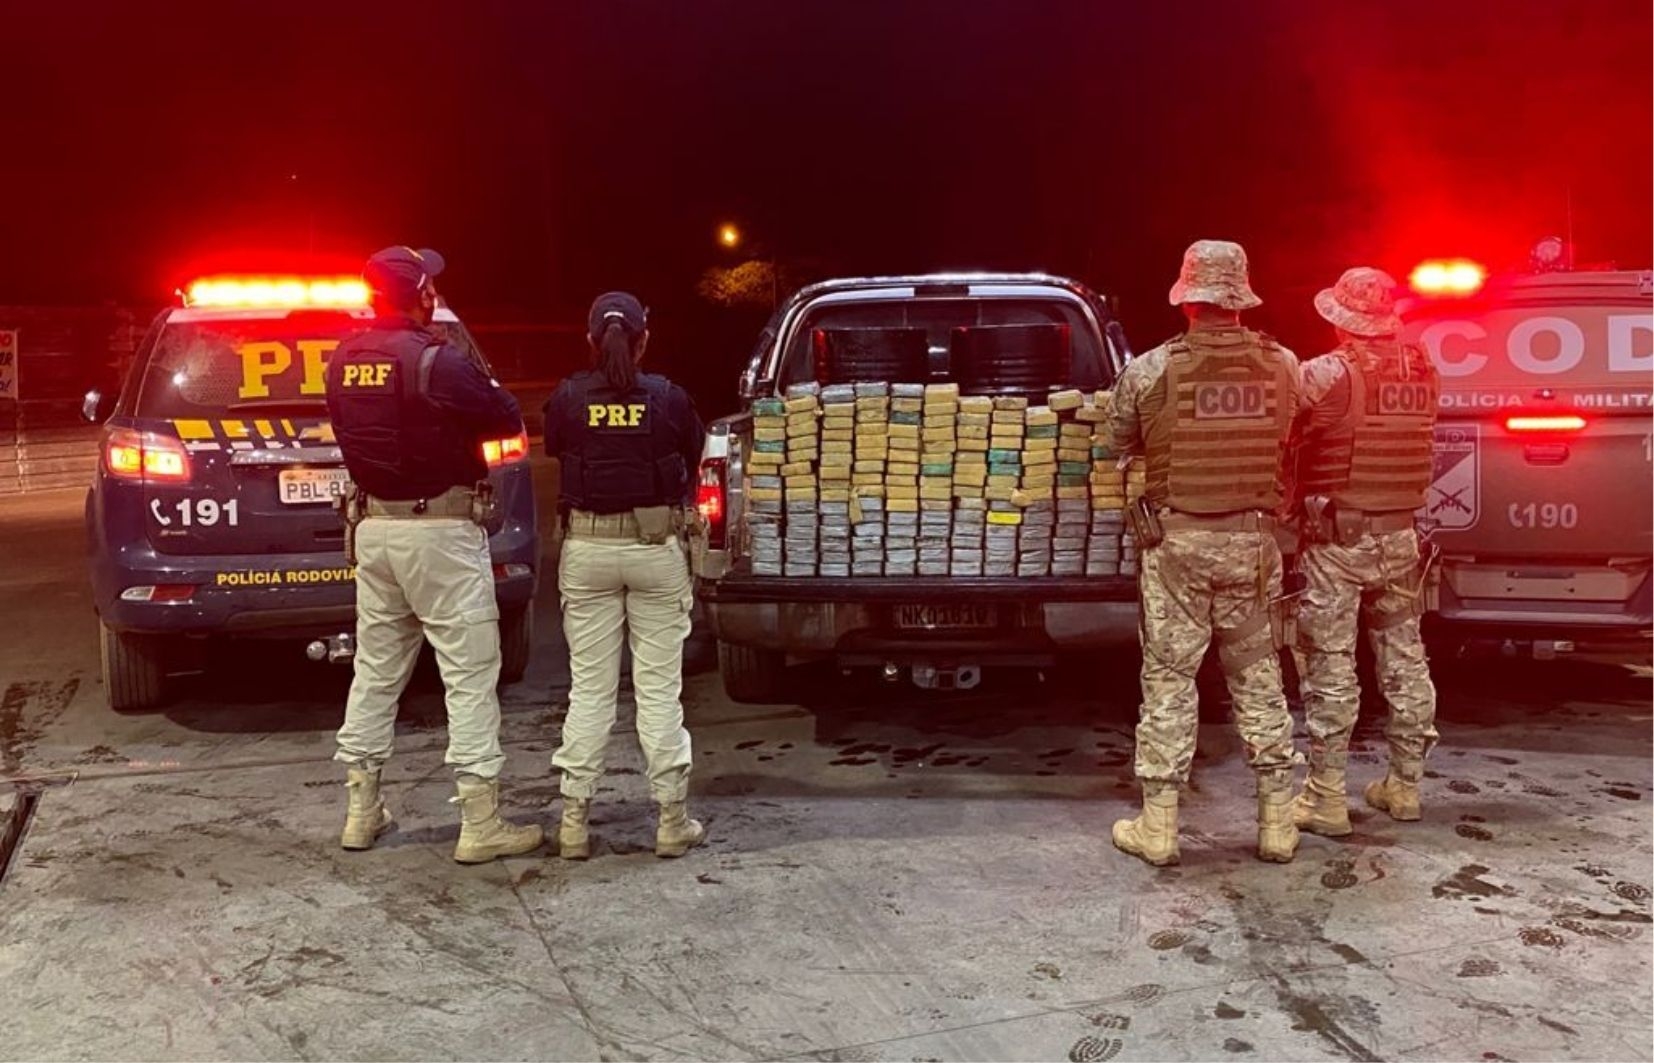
[542,292,707,860]
[1108,239,1303,867]
[1289,267,1440,838]
[327,246,543,864]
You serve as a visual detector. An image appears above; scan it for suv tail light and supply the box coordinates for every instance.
[104,427,192,482]
[482,430,530,468]
[1505,414,1587,433]
[697,457,728,549]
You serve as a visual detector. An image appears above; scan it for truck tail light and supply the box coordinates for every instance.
[697,457,728,549]
[482,430,530,467]
[1505,415,1587,433]
[104,427,192,482]
[1409,259,1486,296]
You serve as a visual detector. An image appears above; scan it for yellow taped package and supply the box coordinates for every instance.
[886,497,920,513]
[987,474,1020,490]
[1056,485,1089,500]
[1058,447,1090,463]
[920,483,952,501]
[887,437,920,452]
[784,395,819,413]
[747,487,782,502]
[954,467,988,486]
[821,431,855,445]
[885,475,917,489]
[784,473,817,488]
[957,412,991,428]
[856,421,889,436]
[992,396,1028,411]
[853,471,885,487]
[785,487,817,501]
[957,424,990,440]
[1075,405,1108,424]
[748,451,785,468]
[984,485,1015,502]
[921,446,956,462]
[1024,449,1056,466]
[922,425,955,442]
[855,397,890,414]
[1011,488,1051,507]
[822,414,855,431]
[854,459,887,474]
[920,474,952,488]
[957,437,989,452]
[787,408,818,427]
[888,461,921,477]
[991,409,1025,425]
[986,510,1023,525]
[958,396,993,414]
[1060,422,1092,439]
[1023,436,1057,452]
[921,498,953,512]
[779,460,813,476]
[818,466,851,482]
[1048,389,1085,412]
[854,484,886,498]
[925,383,961,400]
[821,486,852,502]
[754,426,787,443]
[1021,474,1056,491]
[953,484,984,499]
[819,452,852,468]
[923,402,959,417]
[886,482,919,500]
[786,422,817,440]
[990,435,1025,450]
[891,397,923,414]
[888,422,920,439]
[821,439,853,455]
[1091,498,1127,510]
[955,450,988,465]
[855,446,889,460]
[1025,407,1058,427]
[788,443,819,457]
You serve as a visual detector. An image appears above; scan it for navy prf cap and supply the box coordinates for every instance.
[363,246,445,305]
[588,291,648,338]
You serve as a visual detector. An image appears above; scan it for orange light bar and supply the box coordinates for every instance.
[1409,259,1486,296]
[183,275,370,309]
[1505,415,1587,433]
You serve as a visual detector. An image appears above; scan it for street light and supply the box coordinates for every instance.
[718,223,741,250]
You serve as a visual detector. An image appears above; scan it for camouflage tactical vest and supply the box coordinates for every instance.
[1144,328,1295,515]
[1299,339,1439,513]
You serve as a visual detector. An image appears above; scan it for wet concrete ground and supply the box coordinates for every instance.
[1,482,1650,1061]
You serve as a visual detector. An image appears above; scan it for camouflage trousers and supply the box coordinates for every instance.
[1296,528,1438,781]
[1134,528,1297,785]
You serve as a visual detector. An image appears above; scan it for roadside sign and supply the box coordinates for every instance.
[0,329,17,400]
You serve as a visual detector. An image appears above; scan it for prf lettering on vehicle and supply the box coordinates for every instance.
[238,340,340,399]
[587,403,648,427]
[1192,382,1267,419]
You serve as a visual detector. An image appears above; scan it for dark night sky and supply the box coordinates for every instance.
[3,0,1650,400]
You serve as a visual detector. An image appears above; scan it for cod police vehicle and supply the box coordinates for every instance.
[1401,250,1652,655]
[84,275,539,711]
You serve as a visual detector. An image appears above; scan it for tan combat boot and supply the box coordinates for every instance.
[1292,769,1353,838]
[1257,771,1301,863]
[452,775,545,864]
[1365,769,1422,821]
[559,797,591,861]
[1111,782,1180,866]
[655,801,706,858]
[340,764,394,851]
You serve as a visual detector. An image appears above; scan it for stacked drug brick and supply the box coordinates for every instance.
[1049,389,1090,576]
[746,396,787,575]
[983,396,1025,576]
[951,394,992,575]
[1077,390,1122,576]
[816,383,854,577]
[918,384,959,575]
[781,383,820,576]
[1017,403,1056,577]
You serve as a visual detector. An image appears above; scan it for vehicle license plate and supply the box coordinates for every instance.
[278,468,352,505]
[891,604,998,630]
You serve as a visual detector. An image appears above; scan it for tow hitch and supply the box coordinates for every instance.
[910,663,982,691]
[306,633,356,664]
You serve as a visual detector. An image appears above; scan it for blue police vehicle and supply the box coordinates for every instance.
[84,275,539,711]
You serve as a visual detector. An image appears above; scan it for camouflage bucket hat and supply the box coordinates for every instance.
[1314,267,1402,337]
[1167,239,1262,311]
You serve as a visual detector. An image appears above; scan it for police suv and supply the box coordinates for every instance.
[1401,253,1653,654]
[84,275,539,711]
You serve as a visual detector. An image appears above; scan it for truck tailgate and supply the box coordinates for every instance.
[700,573,1138,603]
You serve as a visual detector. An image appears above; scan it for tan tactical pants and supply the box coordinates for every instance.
[1297,529,1438,781]
[553,537,695,802]
[1135,529,1296,784]
[335,517,506,778]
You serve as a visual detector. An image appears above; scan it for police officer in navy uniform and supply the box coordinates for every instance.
[543,292,706,860]
[327,246,543,863]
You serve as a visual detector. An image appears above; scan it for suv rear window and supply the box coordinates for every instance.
[131,312,482,418]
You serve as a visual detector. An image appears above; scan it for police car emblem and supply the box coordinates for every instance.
[1419,422,1479,533]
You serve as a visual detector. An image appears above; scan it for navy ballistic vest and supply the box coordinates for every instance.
[554,371,686,513]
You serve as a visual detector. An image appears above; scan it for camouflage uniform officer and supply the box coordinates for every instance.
[1291,268,1440,835]
[1110,240,1303,866]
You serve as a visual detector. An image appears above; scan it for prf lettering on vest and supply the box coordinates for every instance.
[341,362,394,388]
[587,403,649,427]
[1378,382,1433,415]
[1193,382,1267,419]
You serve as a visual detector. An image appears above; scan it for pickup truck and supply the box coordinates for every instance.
[690,273,1139,702]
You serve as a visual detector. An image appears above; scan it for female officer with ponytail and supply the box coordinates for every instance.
[542,292,707,859]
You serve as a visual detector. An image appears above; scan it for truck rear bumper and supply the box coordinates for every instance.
[699,574,1140,655]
